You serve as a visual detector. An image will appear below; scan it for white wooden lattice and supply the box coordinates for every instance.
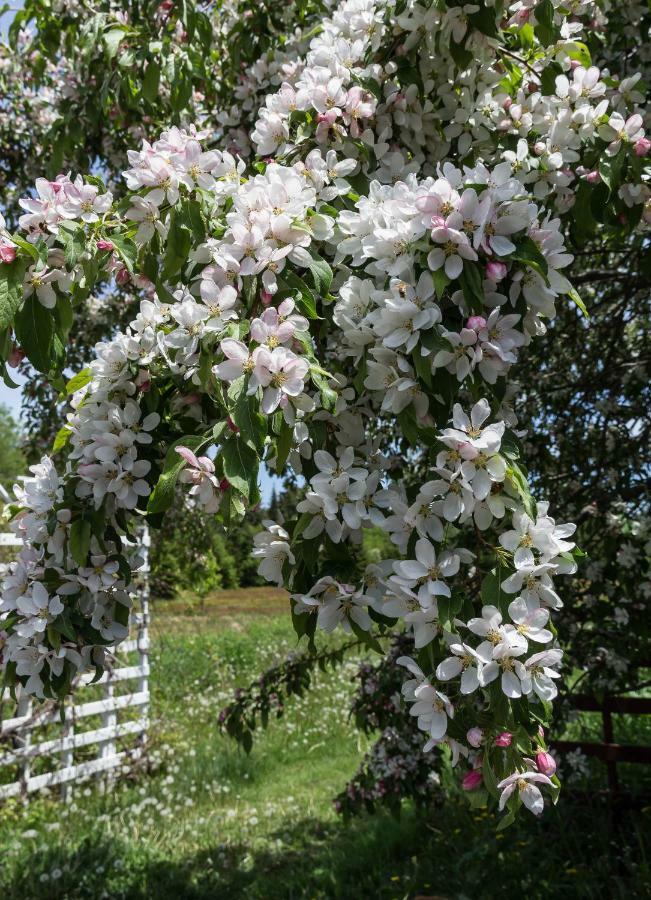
[0,529,151,800]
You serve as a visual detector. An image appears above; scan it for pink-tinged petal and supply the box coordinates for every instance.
[498,782,517,811]
[214,359,244,381]
[502,670,522,698]
[197,456,215,473]
[176,446,200,468]
[436,656,463,681]
[521,783,545,815]
[445,254,463,280]
[261,386,281,413]
[221,338,249,361]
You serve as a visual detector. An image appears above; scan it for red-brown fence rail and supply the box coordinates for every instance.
[552,685,651,801]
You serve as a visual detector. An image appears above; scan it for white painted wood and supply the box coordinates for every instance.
[0,527,151,801]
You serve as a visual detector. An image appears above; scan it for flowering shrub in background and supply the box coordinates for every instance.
[0,0,649,825]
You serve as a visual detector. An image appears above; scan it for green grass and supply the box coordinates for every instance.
[0,590,650,899]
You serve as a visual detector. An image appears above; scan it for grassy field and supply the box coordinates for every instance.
[0,589,650,899]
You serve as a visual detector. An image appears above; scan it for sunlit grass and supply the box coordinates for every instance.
[0,592,649,899]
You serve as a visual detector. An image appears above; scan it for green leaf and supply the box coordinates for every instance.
[481,571,511,617]
[195,11,213,49]
[221,438,259,500]
[449,36,473,70]
[540,61,563,96]
[162,213,192,280]
[54,294,73,337]
[104,27,127,59]
[397,405,420,447]
[231,381,267,453]
[307,254,333,297]
[275,421,293,471]
[142,61,160,102]
[509,236,549,282]
[283,270,320,320]
[468,7,498,37]
[147,435,210,514]
[58,221,86,269]
[431,268,449,300]
[518,23,535,50]
[534,0,557,45]
[567,286,589,319]
[507,462,535,517]
[569,181,597,246]
[599,147,626,197]
[458,262,484,313]
[110,233,138,274]
[310,368,337,411]
[10,235,39,262]
[14,296,53,374]
[496,809,517,831]
[69,519,91,567]
[0,257,27,331]
[411,347,433,389]
[66,368,92,394]
[567,41,591,68]
[52,425,73,453]
[482,751,501,800]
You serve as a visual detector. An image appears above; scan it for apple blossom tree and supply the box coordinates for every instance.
[0,0,649,825]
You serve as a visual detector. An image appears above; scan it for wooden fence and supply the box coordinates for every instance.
[0,529,151,801]
[552,676,651,805]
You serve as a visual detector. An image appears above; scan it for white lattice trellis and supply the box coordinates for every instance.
[0,529,151,800]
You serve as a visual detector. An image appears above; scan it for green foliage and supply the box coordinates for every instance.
[149,490,266,599]
[0,404,26,491]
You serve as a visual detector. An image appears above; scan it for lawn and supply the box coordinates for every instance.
[0,589,649,899]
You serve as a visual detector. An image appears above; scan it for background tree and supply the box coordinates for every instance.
[0,403,26,492]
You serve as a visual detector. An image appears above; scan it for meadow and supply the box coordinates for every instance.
[0,589,649,900]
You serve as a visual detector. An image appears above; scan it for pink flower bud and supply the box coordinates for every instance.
[569,59,581,70]
[227,416,239,433]
[635,137,651,157]
[466,315,487,332]
[8,347,25,368]
[261,290,273,307]
[536,751,556,777]
[0,242,17,263]
[502,97,512,110]
[485,261,507,283]
[533,141,546,156]
[466,727,484,748]
[115,267,130,285]
[494,731,513,748]
[585,170,601,184]
[462,770,483,791]
[96,239,114,251]
[219,478,230,491]
[135,369,150,390]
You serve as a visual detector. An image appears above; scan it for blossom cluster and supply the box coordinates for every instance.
[0,0,649,821]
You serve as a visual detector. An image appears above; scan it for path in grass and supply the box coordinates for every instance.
[0,590,650,899]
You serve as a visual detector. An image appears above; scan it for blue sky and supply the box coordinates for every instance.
[0,2,282,504]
